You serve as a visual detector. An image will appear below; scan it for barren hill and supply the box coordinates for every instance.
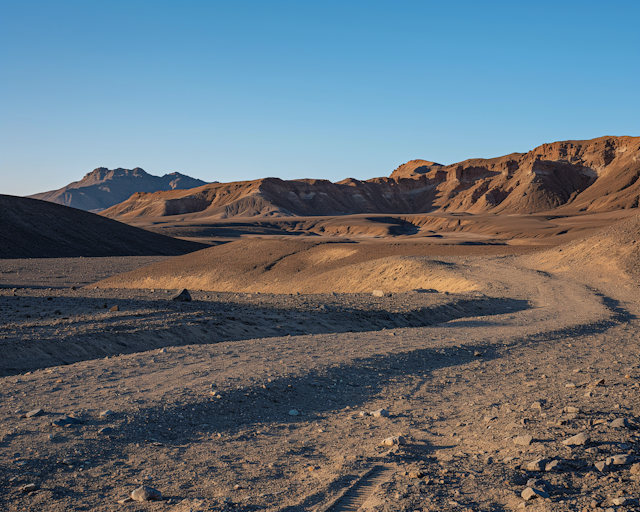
[95,238,484,294]
[0,195,207,259]
[527,211,640,281]
[28,167,209,212]
[101,136,640,221]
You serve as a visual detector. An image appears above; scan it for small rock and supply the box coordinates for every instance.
[525,458,548,471]
[589,378,605,388]
[371,408,389,418]
[630,463,640,474]
[606,454,634,466]
[380,436,406,446]
[359,411,369,417]
[409,470,425,479]
[21,483,37,493]
[98,427,113,434]
[612,497,629,506]
[521,487,548,500]
[484,415,498,422]
[610,418,629,428]
[562,432,589,446]
[170,289,192,302]
[545,460,563,472]
[288,409,299,416]
[23,408,44,418]
[131,486,162,501]
[563,406,580,414]
[118,497,133,504]
[514,434,533,446]
[51,416,82,427]
[372,290,384,297]
[531,402,543,411]
[595,461,607,472]
[110,305,119,312]
[100,410,114,417]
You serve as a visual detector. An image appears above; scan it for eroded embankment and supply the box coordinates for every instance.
[0,288,525,376]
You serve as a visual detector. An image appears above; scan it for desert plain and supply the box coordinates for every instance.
[2,136,640,512]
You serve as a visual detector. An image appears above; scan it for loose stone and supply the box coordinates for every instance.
[23,408,44,418]
[525,458,548,471]
[521,487,549,500]
[562,432,589,446]
[288,409,299,416]
[609,418,629,428]
[380,436,406,446]
[514,434,533,446]
[131,486,162,501]
[21,483,37,493]
[170,289,192,302]
[371,408,389,418]
[606,454,634,465]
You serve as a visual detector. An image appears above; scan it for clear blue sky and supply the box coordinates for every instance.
[2,0,639,196]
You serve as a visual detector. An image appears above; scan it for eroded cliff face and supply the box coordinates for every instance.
[101,136,640,221]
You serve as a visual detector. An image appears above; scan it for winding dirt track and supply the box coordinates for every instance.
[1,254,639,511]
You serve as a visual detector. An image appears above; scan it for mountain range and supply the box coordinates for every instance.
[100,136,640,221]
[28,167,209,212]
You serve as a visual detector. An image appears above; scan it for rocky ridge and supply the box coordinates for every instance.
[101,136,640,221]
[28,167,209,212]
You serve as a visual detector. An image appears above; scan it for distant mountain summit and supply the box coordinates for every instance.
[28,167,210,212]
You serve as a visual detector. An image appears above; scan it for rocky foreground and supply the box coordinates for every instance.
[0,254,639,511]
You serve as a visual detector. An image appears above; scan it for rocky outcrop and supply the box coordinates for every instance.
[28,167,209,212]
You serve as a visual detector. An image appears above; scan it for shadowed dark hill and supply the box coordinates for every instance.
[0,195,208,259]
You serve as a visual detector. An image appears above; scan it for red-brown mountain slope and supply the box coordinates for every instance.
[101,136,640,221]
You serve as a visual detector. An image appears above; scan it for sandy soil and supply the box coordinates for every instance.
[1,236,640,511]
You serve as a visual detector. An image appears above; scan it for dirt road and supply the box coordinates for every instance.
[1,255,639,511]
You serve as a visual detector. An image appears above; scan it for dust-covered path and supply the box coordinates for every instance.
[1,255,639,511]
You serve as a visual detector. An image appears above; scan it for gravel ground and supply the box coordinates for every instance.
[1,253,639,511]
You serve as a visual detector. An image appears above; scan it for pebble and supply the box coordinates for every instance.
[563,406,580,413]
[100,410,114,417]
[288,409,299,416]
[562,432,589,446]
[595,461,607,472]
[545,460,563,472]
[612,497,630,506]
[609,418,629,428]
[380,436,406,446]
[606,454,634,465]
[525,458,548,471]
[23,408,44,418]
[21,483,37,493]
[514,434,533,446]
[110,305,119,312]
[131,485,162,501]
[51,416,82,427]
[371,408,389,418]
[98,427,113,434]
[409,470,425,479]
[521,487,549,500]
[372,290,384,297]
